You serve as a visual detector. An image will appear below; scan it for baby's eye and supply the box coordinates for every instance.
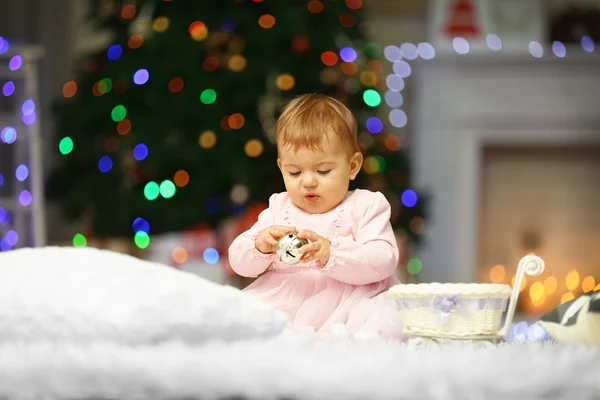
[317,170,331,175]
[288,171,301,177]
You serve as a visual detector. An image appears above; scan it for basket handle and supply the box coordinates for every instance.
[498,254,545,337]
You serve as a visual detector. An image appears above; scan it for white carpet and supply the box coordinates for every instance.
[0,334,598,400]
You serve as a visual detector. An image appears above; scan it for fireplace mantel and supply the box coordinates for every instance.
[411,48,600,283]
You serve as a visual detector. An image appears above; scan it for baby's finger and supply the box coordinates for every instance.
[266,235,278,245]
[297,229,318,241]
[301,251,319,263]
[298,242,319,254]
[271,226,297,237]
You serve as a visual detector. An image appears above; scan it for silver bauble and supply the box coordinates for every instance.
[276,232,308,265]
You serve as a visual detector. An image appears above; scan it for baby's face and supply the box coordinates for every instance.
[277,135,362,214]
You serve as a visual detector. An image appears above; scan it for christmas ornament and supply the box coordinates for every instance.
[276,232,307,264]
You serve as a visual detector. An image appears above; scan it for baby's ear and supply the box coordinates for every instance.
[349,152,363,180]
[277,158,283,171]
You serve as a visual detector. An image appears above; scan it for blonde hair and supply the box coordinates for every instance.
[274,93,360,157]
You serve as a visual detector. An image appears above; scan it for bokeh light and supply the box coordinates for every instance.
[3,81,15,96]
[59,137,73,155]
[132,217,150,234]
[366,117,383,134]
[486,34,502,51]
[407,258,422,275]
[98,156,113,172]
[144,181,160,200]
[9,55,22,71]
[111,105,127,122]
[160,180,176,198]
[401,189,417,207]
[133,143,149,161]
[19,190,32,206]
[133,69,149,85]
[203,247,220,264]
[1,126,17,144]
[134,231,150,249]
[200,89,217,104]
[73,233,87,247]
[174,170,190,187]
[107,45,123,60]
[363,89,381,107]
[15,164,29,182]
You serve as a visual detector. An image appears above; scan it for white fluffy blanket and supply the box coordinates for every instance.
[0,333,598,400]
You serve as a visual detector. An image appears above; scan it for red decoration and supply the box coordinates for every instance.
[290,35,311,55]
[443,0,481,38]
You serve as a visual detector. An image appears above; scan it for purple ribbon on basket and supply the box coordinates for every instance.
[431,294,480,324]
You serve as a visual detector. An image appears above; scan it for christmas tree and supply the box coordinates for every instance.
[47,0,427,248]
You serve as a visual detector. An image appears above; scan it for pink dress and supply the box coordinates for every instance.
[228,189,405,340]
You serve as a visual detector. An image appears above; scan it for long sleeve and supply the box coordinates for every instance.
[228,194,280,278]
[322,191,399,285]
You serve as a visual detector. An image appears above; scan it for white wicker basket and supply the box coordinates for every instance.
[388,255,546,340]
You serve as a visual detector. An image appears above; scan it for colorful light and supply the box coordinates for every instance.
[132,217,150,234]
[340,47,357,63]
[0,37,8,54]
[111,105,127,122]
[4,230,18,246]
[59,137,74,155]
[107,45,123,60]
[366,117,383,134]
[21,99,35,116]
[144,181,160,200]
[200,89,217,104]
[386,75,405,92]
[407,258,422,275]
[389,109,407,127]
[400,43,418,60]
[2,81,15,96]
[401,189,417,207]
[19,190,32,206]
[392,60,411,78]
[22,113,36,125]
[174,170,190,187]
[258,14,276,29]
[364,42,381,58]
[133,143,149,161]
[0,173,3,186]
[307,0,324,13]
[452,37,470,54]
[133,69,149,85]
[363,89,381,107]
[8,55,22,71]
[486,34,502,52]
[134,231,150,249]
[383,45,402,62]
[552,41,566,58]
[159,180,176,198]
[321,51,338,67]
[203,247,219,264]
[385,91,403,108]
[0,206,9,225]
[1,126,17,144]
[98,155,113,173]
[417,42,436,60]
[529,41,544,58]
[15,164,29,182]
[73,233,87,247]
[581,36,594,52]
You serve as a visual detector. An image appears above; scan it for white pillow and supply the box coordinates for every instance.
[0,246,287,344]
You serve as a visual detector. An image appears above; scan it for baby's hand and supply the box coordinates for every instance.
[297,229,331,266]
[255,225,297,254]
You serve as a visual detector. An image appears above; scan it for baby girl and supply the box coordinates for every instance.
[228,93,404,340]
